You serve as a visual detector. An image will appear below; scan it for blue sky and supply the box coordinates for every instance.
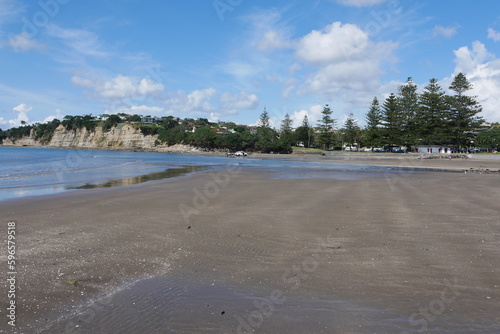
[1,0,500,129]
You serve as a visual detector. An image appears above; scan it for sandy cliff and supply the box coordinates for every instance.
[2,124,199,153]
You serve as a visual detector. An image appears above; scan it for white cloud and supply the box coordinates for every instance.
[257,29,292,51]
[453,41,494,74]
[334,0,388,7]
[112,105,165,115]
[2,103,32,127]
[219,91,259,112]
[432,25,458,39]
[291,104,324,127]
[297,22,370,65]
[47,24,107,57]
[487,28,500,42]
[72,74,164,100]
[452,41,500,122]
[7,33,45,52]
[163,88,216,115]
[42,109,63,123]
[295,22,398,105]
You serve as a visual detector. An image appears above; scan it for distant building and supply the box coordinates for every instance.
[416,145,454,154]
[141,116,160,124]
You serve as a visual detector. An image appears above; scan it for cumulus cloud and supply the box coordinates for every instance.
[219,91,259,112]
[163,88,216,115]
[290,104,324,127]
[1,104,32,128]
[452,41,500,122]
[72,74,164,100]
[432,25,459,39]
[42,109,63,123]
[295,22,398,105]
[453,41,494,74]
[487,28,500,42]
[334,0,388,7]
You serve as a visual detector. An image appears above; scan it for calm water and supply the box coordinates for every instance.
[0,147,418,202]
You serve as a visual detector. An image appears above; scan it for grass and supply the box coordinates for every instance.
[291,146,326,152]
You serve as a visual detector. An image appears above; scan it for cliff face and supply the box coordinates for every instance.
[2,124,198,153]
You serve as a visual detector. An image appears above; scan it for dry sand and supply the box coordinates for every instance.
[0,155,499,333]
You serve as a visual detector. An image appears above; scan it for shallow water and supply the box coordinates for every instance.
[39,276,412,334]
[37,274,497,334]
[0,147,431,201]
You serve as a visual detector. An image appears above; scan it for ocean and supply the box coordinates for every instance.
[0,147,412,202]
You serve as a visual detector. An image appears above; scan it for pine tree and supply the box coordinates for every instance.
[342,113,361,150]
[302,115,309,128]
[397,78,419,148]
[258,107,270,128]
[381,93,403,147]
[295,115,312,148]
[365,97,382,149]
[446,73,484,149]
[416,78,447,145]
[256,107,277,152]
[280,113,293,135]
[316,105,335,150]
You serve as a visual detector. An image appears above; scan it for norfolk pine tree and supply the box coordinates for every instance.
[446,73,484,149]
[381,93,403,147]
[416,78,447,145]
[316,105,336,150]
[342,113,361,150]
[294,115,312,147]
[397,78,419,149]
[365,97,382,149]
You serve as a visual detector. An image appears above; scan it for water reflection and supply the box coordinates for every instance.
[69,166,205,190]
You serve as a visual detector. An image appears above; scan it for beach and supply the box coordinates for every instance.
[1,154,499,333]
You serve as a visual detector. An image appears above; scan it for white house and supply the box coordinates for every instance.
[416,145,453,154]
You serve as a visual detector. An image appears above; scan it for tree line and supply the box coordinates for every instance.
[1,73,499,152]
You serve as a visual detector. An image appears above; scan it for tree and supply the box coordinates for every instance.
[295,115,312,148]
[189,127,217,148]
[280,113,293,135]
[342,113,361,150]
[279,113,295,147]
[416,78,447,145]
[256,107,278,152]
[257,107,270,128]
[316,104,335,150]
[397,77,419,148]
[446,73,484,149]
[102,114,122,132]
[381,93,403,147]
[477,126,500,150]
[365,97,382,149]
[128,114,142,122]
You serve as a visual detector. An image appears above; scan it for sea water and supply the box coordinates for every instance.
[0,147,418,202]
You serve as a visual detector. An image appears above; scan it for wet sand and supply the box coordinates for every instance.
[1,156,499,333]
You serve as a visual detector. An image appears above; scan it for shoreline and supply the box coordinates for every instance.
[1,164,499,332]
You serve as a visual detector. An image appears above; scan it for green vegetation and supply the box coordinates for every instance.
[375,73,485,151]
[3,73,499,153]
